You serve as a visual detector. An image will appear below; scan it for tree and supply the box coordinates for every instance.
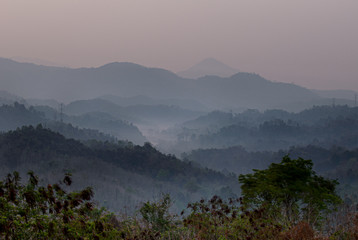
[238,156,342,226]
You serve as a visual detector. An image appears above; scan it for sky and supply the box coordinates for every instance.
[1,0,358,91]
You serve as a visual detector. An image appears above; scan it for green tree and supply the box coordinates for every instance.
[238,156,342,226]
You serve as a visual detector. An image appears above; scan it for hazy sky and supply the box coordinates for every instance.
[1,0,358,91]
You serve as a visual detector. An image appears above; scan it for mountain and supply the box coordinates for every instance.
[177,58,239,79]
[0,57,321,110]
[193,73,319,110]
[0,58,190,102]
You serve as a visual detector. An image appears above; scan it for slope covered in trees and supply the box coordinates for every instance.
[0,103,146,144]
[0,126,238,212]
[170,105,358,153]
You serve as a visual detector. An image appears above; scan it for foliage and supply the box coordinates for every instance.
[0,171,120,239]
[238,156,342,227]
[139,194,174,233]
[183,195,283,240]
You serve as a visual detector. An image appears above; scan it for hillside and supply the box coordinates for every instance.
[0,103,146,144]
[164,105,358,154]
[0,126,238,212]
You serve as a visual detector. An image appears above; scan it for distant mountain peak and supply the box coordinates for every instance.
[177,58,239,79]
[98,61,144,69]
[199,58,227,65]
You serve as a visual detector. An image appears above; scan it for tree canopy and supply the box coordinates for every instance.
[238,156,342,226]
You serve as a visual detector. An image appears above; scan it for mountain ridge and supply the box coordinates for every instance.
[0,57,321,111]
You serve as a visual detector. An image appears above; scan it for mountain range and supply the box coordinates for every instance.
[1,57,355,111]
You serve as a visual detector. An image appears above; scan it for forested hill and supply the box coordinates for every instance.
[0,126,237,211]
[0,102,45,130]
[0,102,146,144]
[0,102,115,142]
[172,105,358,152]
[0,125,227,182]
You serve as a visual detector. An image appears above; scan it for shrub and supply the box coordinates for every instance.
[0,171,120,239]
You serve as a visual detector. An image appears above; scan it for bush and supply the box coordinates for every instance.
[183,196,283,240]
[0,171,120,239]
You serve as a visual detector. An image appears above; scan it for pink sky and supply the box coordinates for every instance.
[1,0,357,91]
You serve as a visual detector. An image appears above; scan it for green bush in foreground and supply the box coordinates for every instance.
[0,171,120,239]
[183,196,283,240]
